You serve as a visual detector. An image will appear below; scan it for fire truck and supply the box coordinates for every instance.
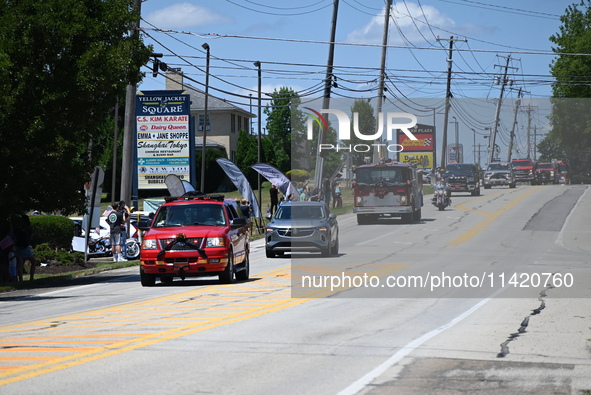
[352,160,423,225]
[557,161,570,184]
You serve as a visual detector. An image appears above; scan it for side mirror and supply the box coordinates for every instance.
[265,214,272,221]
[329,213,337,220]
[231,218,247,228]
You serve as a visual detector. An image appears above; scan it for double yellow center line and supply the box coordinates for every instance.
[447,186,542,246]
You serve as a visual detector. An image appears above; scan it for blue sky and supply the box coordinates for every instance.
[138,0,573,162]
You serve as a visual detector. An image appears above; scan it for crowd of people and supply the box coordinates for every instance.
[268,178,343,216]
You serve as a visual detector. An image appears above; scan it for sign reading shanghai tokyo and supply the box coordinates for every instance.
[135,91,191,189]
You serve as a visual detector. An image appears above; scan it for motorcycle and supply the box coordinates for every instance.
[432,181,451,211]
[88,234,111,256]
[124,237,140,260]
[87,233,139,260]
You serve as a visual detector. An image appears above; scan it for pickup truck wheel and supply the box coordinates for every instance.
[357,214,370,225]
[140,268,156,287]
[219,249,235,284]
[235,253,250,281]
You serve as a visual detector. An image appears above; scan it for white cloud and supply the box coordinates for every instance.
[145,3,232,29]
[346,2,455,45]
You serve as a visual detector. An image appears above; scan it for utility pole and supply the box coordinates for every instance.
[437,36,466,168]
[533,125,537,160]
[314,0,339,189]
[488,54,519,165]
[120,0,142,206]
[111,97,119,202]
[507,87,522,163]
[373,0,392,163]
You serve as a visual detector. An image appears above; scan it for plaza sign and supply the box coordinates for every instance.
[136,90,192,189]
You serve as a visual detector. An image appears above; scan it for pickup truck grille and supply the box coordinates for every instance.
[158,238,203,250]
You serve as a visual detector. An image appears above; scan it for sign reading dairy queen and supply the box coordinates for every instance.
[135,90,192,189]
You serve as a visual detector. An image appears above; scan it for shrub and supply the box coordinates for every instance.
[29,215,75,250]
[286,169,310,182]
[33,243,85,266]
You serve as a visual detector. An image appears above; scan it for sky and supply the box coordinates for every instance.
[138,0,573,164]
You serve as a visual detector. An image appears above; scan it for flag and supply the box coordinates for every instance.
[0,234,14,250]
[251,163,298,200]
[216,158,262,218]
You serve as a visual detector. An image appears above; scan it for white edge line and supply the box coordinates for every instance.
[337,289,503,395]
[556,185,590,248]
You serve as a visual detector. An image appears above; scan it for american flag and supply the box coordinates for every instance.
[0,234,14,250]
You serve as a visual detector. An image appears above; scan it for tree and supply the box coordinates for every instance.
[349,99,376,166]
[545,0,591,182]
[263,87,306,173]
[196,149,227,193]
[0,0,151,218]
[235,130,259,188]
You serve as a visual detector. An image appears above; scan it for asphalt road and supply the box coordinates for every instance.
[1,184,590,394]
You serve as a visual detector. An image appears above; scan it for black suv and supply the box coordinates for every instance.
[444,163,480,196]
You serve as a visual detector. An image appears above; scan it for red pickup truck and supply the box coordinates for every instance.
[510,158,537,185]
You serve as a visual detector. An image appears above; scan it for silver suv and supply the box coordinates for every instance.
[265,201,338,258]
[483,162,516,189]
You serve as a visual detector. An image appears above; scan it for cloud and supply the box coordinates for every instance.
[145,3,232,29]
[346,2,455,45]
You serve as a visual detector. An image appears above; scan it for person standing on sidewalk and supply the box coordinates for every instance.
[269,184,279,216]
[118,200,131,259]
[14,214,39,281]
[107,202,124,262]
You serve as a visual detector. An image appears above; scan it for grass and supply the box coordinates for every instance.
[0,260,139,293]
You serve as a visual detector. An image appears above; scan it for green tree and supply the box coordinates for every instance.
[196,149,227,193]
[545,1,591,181]
[235,130,259,187]
[264,87,306,173]
[349,99,376,166]
[0,0,151,218]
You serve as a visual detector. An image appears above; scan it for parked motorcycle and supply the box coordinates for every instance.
[432,182,451,211]
[88,234,111,256]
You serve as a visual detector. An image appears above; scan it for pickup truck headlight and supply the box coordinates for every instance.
[206,237,225,247]
[142,239,158,250]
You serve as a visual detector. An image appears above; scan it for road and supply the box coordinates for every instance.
[1,184,590,394]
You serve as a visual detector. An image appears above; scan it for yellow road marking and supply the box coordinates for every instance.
[0,263,398,386]
[447,186,542,246]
